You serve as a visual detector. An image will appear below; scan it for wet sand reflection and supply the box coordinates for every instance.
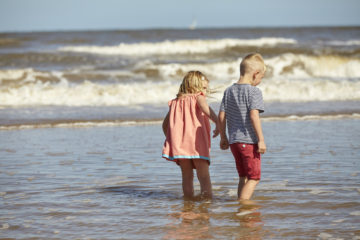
[163,199,264,240]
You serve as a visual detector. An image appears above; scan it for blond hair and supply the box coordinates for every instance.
[240,53,266,76]
[177,71,209,98]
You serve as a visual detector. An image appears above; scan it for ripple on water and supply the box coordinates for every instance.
[0,119,359,239]
[86,151,107,155]
[45,152,71,156]
[0,148,16,153]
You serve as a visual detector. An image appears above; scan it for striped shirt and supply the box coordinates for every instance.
[220,84,264,144]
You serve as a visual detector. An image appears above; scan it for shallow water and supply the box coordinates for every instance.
[0,119,359,239]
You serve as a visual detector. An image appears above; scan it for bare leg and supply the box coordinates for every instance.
[239,179,259,200]
[179,159,194,199]
[193,159,212,198]
[238,177,247,199]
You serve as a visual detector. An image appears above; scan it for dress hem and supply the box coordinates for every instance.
[162,154,210,161]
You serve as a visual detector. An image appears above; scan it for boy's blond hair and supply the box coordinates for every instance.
[240,53,266,76]
[177,71,209,98]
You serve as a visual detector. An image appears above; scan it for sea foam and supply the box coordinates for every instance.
[1,52,360,107]
[1,70,359,107]
[59,37,297,55]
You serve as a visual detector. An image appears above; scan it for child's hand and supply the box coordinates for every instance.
[258,141,266,154]
[213,127,220,138]
[220,138,229,150]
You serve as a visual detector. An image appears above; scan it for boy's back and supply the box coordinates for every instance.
[220,83,264,144]
[218,52,266,200]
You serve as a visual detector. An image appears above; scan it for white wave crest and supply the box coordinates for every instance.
[267,53,360,78]
[59,37,297,55]
[350,211,360,216]
[0,68,61,84]
[1,74,359,107]
[327,39,360,46]
[1,56,360,107]
[133,53,360,82]
[260,77,360,102]
[0,78,177,107]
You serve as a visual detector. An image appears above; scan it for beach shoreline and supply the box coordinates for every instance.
[0,111,359,130]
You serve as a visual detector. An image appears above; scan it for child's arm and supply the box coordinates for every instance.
[162,111,170,137]
[250,109,266,154]
[197,95,219,137]
[218,111,229,150]
[197,95,217,123]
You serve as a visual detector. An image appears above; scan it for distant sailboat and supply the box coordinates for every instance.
[189,19,197,30]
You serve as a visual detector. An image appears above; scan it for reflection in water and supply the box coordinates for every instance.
[164,200,212,240]
[235,200,263,240]
[163,199,264,240]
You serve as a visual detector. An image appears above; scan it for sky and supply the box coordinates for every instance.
[0,0,359,32]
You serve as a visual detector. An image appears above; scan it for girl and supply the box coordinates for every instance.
[162,71,219,199]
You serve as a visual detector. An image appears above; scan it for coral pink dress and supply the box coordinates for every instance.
[162,92,211,166]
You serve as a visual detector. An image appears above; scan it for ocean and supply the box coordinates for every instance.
[0,27,359,239]
[0,27,360,127]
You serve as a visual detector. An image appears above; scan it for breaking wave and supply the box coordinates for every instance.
[1,53,359,107]
[59,37,297,55]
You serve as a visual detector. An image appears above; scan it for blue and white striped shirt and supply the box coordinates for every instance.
[220,84,264,144]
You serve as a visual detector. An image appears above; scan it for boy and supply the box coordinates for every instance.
[218,53,266,200]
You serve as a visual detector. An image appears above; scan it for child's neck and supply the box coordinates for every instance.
[237,75,253,85]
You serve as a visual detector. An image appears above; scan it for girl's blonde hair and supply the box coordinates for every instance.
[177,71,209,98]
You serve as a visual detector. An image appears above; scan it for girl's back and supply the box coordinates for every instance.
[162,92,211,163]
[161,70,218,199]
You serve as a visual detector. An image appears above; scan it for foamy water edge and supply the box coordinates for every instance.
[1,113,359,130]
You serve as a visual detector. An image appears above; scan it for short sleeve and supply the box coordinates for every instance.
[249,87,264,113]
[168,98,175,107]
[219,91,226,112]
[195,92,206,105]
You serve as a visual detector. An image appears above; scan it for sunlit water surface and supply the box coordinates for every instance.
[0,119,359,239]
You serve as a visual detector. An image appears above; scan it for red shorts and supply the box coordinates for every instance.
[230,143,261,180]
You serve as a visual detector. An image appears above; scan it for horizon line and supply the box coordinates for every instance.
[1,24,360,34]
